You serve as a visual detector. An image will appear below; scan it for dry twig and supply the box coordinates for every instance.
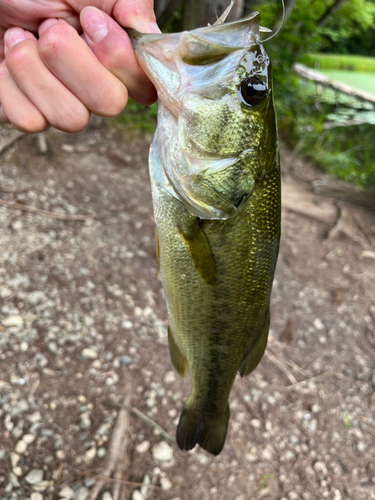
[88,395,131,500]
[108,401,175,443]
[0,131,27,155]
[0,199,95,221]
[265,351,298,385]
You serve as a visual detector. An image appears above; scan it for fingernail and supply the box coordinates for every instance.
[81,7,108,43]
[38,18,59,36]
[126,16,161,34]
[149,22,162,34]
[4,28,27,54]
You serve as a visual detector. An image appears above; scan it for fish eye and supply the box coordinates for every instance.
[239,76,267,106]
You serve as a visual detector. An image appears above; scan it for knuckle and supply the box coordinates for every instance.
[38,24,71,58]
[58,106,90,133]
[14,113,48,134]
[99,85,128,117]
[6,41,34,71]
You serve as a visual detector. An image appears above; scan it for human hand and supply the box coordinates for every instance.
[0,0,158,133]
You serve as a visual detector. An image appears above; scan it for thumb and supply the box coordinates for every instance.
[80,7,157,105]
[112,0,161,34]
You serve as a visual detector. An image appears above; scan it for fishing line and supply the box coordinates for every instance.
[263,0,286,42]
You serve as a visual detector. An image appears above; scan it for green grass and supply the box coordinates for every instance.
[319,70,375,96]
[304,53,375,73]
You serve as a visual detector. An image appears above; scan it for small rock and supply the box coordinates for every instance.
[132,491,145,500]
[79,413,91,430]
[25,469,44,485]
[163,371,176,384]
[2,315,24,327]
[119,355,133,365]
[84,446,97,462]
[102,492,113,500]
[30,493,44,500]
[97,447,107,459]
[196,453,209,464]
[12,466,22,476]
[140,474,150,498]
[314,461,328,475]
[15,440,27,454]
[160,477,172,490]
[313,318,324,331]
[59,486,74,499]
[152,441,173,462]
[261,446,273,461]
[136,441,150,454]
[121,320,133,329]
[250,419,262,429]
[10,452,20,467]
[81,348,98,359]
[23,434,36,444]
[74,486,89,500]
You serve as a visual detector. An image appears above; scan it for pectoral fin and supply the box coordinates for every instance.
[168,326,187,377]
[239,308,270,377]
[177,219,216,285]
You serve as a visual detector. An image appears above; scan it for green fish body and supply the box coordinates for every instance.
[128,12,280,455]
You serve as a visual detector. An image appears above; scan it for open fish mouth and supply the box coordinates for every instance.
[127,12,274,220]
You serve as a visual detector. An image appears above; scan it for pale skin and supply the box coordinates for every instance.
[0,0,159,133]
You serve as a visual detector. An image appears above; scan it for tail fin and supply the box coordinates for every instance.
[176,403,230,456]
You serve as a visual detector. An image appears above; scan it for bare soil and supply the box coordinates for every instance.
[0,119,374,500]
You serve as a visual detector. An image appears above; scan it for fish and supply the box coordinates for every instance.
[127,11,281,456]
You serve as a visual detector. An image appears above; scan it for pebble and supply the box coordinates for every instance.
[23,434,36,444]
[102,492,113,500]
[12,466,22,476]
[25,469,44,485]
[97,447,107,459]
[314,461,328,475]
[30,493,43,500]
[313,318,325,331]
[250,418,262,429]
[59,486,74,499]
[79,413,92,430]
[15,440,27,454]
[160,477,172,490]
[2,315,24,327]
[74,486,89,500]
[132,491,145,500]
[81,348,98,359]
[152,441,174,462]
[163,371,176,384]
[136,441,150,454]
[10,452,20,467]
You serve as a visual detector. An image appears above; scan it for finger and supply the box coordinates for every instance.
[112,0,159,33]
[37,19,127,117]
[0,62,47,132]
[5,34,90,133]
[80,7,157,105]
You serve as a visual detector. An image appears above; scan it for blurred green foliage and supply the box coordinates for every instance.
[304,53,375,72]
[255,0,375,188]
[109,99,158,133]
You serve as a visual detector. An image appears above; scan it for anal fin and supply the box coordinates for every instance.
[239,308,270,378]
[177,219,216,285]
[168,326,187,377]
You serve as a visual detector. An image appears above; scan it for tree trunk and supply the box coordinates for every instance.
[317,0,350,27]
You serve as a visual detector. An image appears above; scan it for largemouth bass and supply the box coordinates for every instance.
[128,11,280,456]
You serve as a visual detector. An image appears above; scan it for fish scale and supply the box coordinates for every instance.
[128,11,281,455]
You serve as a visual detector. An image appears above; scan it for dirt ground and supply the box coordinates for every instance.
[0,118,374,500]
